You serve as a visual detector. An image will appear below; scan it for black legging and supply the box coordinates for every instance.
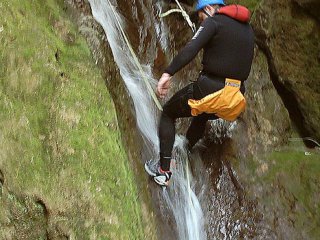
[159,75,227,171]
[159,74,246,171]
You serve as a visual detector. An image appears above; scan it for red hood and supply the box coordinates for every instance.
[217,5,251,23]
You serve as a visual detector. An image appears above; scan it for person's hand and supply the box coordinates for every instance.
[157,73,172,99]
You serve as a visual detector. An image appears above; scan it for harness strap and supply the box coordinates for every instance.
[225,78,241,88]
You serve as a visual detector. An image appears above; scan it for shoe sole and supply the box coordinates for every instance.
[154,175,169,186]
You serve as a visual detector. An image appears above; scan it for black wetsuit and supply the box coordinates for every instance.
[159,14,254,171]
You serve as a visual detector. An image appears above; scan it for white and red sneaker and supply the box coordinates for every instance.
[144,160,172,186]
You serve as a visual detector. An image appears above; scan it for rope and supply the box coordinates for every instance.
[160,0,196,33]
[159,9,184,17]
[289,137,320,147]
[106,0,163,111]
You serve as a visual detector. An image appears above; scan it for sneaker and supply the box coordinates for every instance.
[144,160,172,186]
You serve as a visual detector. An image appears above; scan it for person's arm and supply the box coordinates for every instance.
[165,18,218,76]
[157,18,218,98]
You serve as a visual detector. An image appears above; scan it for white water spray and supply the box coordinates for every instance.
[89,0,159,155]
[88,0,206,239]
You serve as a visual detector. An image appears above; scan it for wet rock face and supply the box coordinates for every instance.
[252,0,320,143]
[229,2,320,239]
[241,48,291,154]
[166,0,194,6]
[293,0,320,21]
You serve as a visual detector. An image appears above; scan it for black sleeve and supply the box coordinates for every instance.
[165,18,218,76]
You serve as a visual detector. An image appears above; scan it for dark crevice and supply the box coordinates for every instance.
[55,49,60,62]
[254,31,317,148]
[0,169,4,195]
[34,197,50,239]
[36,197,50,219]
[0,169,4,185]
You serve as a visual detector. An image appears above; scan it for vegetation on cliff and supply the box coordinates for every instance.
[0,0,155,239]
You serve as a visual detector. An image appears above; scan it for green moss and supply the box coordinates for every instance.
[0,0,151,239]
[244,140,320,239]
[269,149,320,237]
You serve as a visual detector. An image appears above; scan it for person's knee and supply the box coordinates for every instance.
[162,104,175,120]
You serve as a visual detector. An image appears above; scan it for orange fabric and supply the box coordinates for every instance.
[188,78,246,121]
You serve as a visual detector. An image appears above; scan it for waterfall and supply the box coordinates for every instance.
[87,0,207,239]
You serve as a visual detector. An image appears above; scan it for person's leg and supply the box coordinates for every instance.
[159,84,193,171]
[158,74,223,170]
[186,76,220,150]
[159,113,175,171]
[186,114,210,149]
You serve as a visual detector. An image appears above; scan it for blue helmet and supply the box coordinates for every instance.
[195,0,225,11]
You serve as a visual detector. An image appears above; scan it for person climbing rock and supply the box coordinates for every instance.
[145,0,254,186]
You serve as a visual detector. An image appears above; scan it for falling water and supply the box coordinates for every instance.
[163,136,207,240]
[88,0,206,239]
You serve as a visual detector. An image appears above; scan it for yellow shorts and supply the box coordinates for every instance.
[188,78,246,121]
